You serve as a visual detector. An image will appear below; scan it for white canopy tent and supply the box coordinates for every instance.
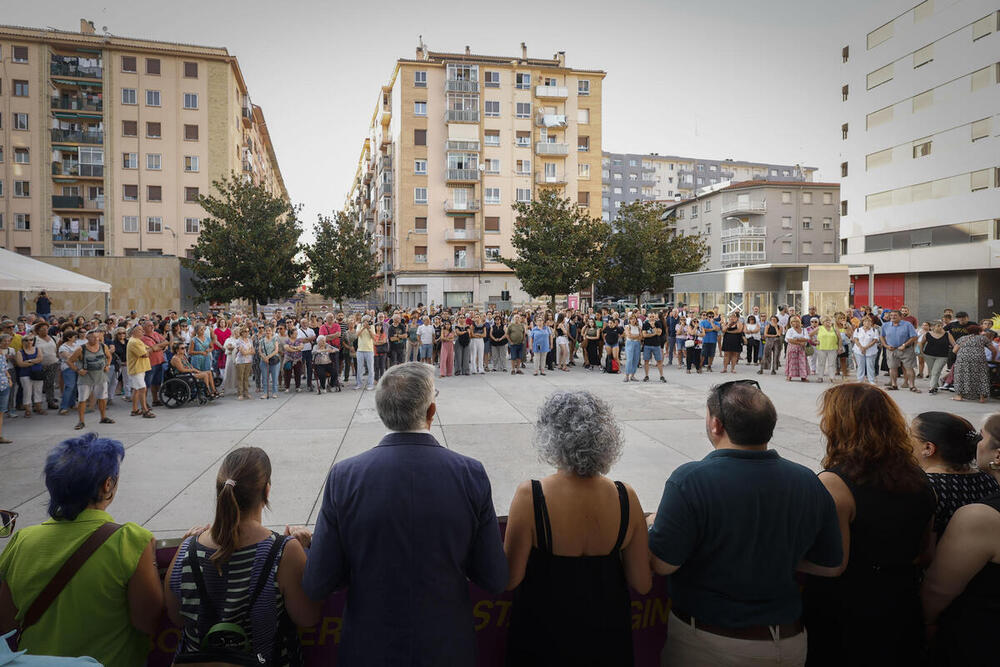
[0,247,111,316]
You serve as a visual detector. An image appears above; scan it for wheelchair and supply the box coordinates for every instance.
[161,366,213,408]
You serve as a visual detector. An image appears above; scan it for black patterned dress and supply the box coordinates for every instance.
[953,334,990,399]
[926,471,1000,537]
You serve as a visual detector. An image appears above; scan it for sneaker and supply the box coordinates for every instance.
[643,376,649,382]
[660,377,667,383]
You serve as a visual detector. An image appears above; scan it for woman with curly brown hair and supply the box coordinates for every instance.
[802,383,936,667]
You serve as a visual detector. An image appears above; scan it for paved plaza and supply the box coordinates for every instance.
[2,364,996,546]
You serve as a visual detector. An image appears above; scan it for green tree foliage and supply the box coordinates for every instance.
[502,190,609,310]
[600,201,707,300]
[307,210,380,305]
[182,175,307,314]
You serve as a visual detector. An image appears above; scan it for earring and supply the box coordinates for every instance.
[989,461,1000,471]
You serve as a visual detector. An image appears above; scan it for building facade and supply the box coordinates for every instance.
[663,181,841,271]
[0,20,284,259]
[345,43,604,308]
[601,152,816,220]
[838,0,1000,320]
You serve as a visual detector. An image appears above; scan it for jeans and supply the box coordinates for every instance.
[60,368,78,410]
[301,349,314,388]
[746,339,760,364]
[455,343,470,375]
[925,354,948,389]
[470,338,485,373]
[855,351,878,382]
[389,345,406,367]
[625,339,641,376]
[666,337,676,365]
[374,353,387,381]
[491,344,507,371]
[701,341,717,366]
[261,359,280,395]
[356,351,375,387]
[406,340,419,363]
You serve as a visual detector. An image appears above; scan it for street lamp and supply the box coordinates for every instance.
[163,224,178,256]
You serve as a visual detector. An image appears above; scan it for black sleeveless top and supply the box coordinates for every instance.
[922,332,950,357]
[506,480,633,666]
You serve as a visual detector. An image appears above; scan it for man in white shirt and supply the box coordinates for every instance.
[298,317,317,391]
[416,319,436,365]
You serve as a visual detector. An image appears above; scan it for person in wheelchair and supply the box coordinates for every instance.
[169,342,219,398]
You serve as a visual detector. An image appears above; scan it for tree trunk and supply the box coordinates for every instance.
[252,300,258,317]
[550,294,556,313]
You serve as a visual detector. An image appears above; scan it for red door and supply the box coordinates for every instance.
[851,274,905,310]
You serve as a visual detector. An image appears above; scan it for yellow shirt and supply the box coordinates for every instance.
[816,326,841,351]
[11,332,22,352]
[0,509,153,667]
[355,323,374,353]
[126,336,151,375]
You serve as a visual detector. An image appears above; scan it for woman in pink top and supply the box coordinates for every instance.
[212,318,232,372]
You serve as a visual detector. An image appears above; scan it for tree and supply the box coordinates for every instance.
[307,210,380,305]
[502,189,609,311]
[182,175,307,315]
[600,200,707,300]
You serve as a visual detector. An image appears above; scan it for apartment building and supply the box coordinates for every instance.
[663,181,841,270]
[838,0,1000,319]
[345,43,604,308]
[601,152,816,220]
[0,20,284,259]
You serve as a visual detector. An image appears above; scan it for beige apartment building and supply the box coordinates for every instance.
[0,20,284,260]
[346,43,604,308]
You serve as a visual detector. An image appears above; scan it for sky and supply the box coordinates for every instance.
[9,0,869,239]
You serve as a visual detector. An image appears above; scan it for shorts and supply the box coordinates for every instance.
[887,347,917,369]
[702,342,717,358]
[77,381,108,402]
[642,346,663,362]
[129,372,147,389]
[508,343,524,361]
[144,363,164,387]
[0,387,9,412]
[556,336,569,346]
[419,344,433,359]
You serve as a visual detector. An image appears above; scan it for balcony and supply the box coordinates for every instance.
[445,79,479,93]
[444,199,481,213]
[445,168,480,183]
[51,97,103,113]
[445,109,480,123]
[379,182,393,197]
[52,196,103,211]
[720,226,766,241]
[535,142,569,156]
[535,85,568,98]
[721,200,767,216]
[53,228,105,243]
[445,139,480,152]
[242,159,253,172]
[50,59,103,80]
[50,128,104,145]
[445,229,481,243]
[241,106,253,128]
[536,172,567,185]
[377,236,393,249]
[450,259,483,271]
[51,161,104,178]
[721,251,766,267]
[536,114,567,128]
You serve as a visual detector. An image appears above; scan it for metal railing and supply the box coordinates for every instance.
[721,201,767,216]
[445,109,480,123]
[51,161,104,177]
[445,168,480,182]
[720,226,766,240]
[50,61,103,79]
[52,229,105,242]
[535,142,569,156]
[536,114,567,127]
[445,79,479,93]
[51,97,103,112]
[449,259,482,270]
[446,139,480,152]
[50,128,104,144]
[444,199,481,212]
[444,229,481,242]
[535,172,567,185]
[242,160,252,172]
[720,251,766,266]
[535,85,568,97]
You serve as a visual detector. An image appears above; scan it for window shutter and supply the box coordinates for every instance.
[912,90,933,111]
[414,129,426,146]
[484,216,500,232]
[148,185,162,201]
[184,124,199,141]
[414,217,427,231]
[866,106,893,129]
[971,117,991,141]
[912,44,933,68]
[121,56,137,72]
[184,62,198,78]
[972,13,996,41]
[146,58,160,75]
[122,120,137,136]
[971,168,992,191]
[970,66,993,91]
[866,63,894,89]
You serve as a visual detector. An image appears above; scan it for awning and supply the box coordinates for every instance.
[0,247,111,294]
[51,78,103,88]
[52,111,102,120]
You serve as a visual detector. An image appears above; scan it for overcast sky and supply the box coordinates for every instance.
[10,0,868,238]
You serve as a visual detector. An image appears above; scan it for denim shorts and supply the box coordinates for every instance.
[508,343,524,360]
[642,346,663,362]
[0,386,9,413]
[701,342,717,358]
[419,343,433,359]
[144,363,164,388]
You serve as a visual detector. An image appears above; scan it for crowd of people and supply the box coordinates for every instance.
[1,363,999,666]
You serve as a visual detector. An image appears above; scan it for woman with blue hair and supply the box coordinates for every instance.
[0,433,162,665]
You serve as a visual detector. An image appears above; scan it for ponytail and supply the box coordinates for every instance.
[207,447,272,572]
[209,481,243,570]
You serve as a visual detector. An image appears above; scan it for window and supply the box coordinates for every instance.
[823,218,833,230]
[971,65,994,92]
[842,123,848,140]
[146,89,161,106]
[781,240,792,254]
[913,139,932,158]
[971,168,993,191]
[577,108,590,124]
[184,155,199,172]
[629,187,638,194]
[842,84,849,101]
[802,217,812,229]
[484,158,500,174]
[485,100,500,117]
[13,148,28,164]
[802,241,813,254]
[913,89,933,112]
[146,122,161,138]
[973,13,996,41]
[184,187,200,203]
[13,113,28,130]
[515,72,530,89]
[602,169,610,179]
[146,153,161,170]
[123,184,138,201]
[697,164,705,172]
[185,217,200,233]
[414,71,427,87]
[414,101,427,116]
[972,117,991,141]
[15,214,29,230]
[414,129,426,146]
[414,159,427,175]
[913,44,934,69]
[485,187,500,204]
[485,246,501,262]
[612,172,622,181]
[841,200,848,216]
[708,164,717,171]
[123,215,138,233]
[485,71,500,87]
[867,21,894,49]
[117,153,135,171]
[578,79,590,95]
[515,131,530,147]
[483,216,500,233]
[414,187,427,204]
[613,187,622,194]
[578,191,590,206]
[118,56,137,74]
[183,93,198,109]
[414,246,427,263]
[579,164,591,179]
[12,46,28,63]
[122,120,138,137]
[13,80,28,97]
[823,192,832,205]
[14,181,29,197]
[477,130,499,149]
[823,241,834,254]
[0,183,2,198]
[184,61,198,78]
[121,87,137,105]
[146,58,160,75]
[414,217,427,232]
[184,124,199,141]
[147,185,162,202]
[866,63,894,90]
[147,216,162,233]
[515,102,531,118]
[781,191,791,204]
[691,205,698,218]
[516,159,530,174]
[782,216,792,229]
[628,173,638,181]
[802,192,813,204]
[578,136,589,151]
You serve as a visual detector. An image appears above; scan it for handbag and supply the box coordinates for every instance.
[805,345,815,356]
[685,339,696,349]
[267,356,279,368]
[282,360,292,371]
[29,368,44,381]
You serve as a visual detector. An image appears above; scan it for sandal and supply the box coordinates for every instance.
[909,387,921,393]
[142,410,156,418]
[131,409,143,416]
[74,422,85,430]
[100,417,115,424]
[886,385,899,391]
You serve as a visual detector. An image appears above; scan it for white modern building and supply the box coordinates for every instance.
[838,0,1000,321]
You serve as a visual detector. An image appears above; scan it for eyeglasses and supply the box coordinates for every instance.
[712,379,761,429]
[0,510,18,538]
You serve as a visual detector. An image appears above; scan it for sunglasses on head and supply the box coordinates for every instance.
[712,379,762,428]
[0,509,18,538]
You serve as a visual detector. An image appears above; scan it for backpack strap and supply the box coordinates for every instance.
[185,538,220,626]
[248,533,284,609]
[611,481,630,553]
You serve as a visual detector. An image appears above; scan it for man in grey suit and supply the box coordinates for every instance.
[303,362,507,665]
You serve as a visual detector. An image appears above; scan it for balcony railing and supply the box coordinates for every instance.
[721,251,766,266]
[444,229,481,242]
[445,79,479,93]
[446,168,480,182]
[445,139,480,152]
[53,229,105,243]
[51,97,103,112]
[445,109,480,123]
[53,196,103,210]
[444,199,481,213]
[535,142,569,156]
[535,85,568,98]
[721,200,768,216]
[536,114,567,127]
[50,60,103,79]
[720,226,766,241]
[242,160,252,172]
[52,161,104,177]
[377,236,393,249]
[535,172,567,185]
[50,128,104,144]
[449,259,482,271]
